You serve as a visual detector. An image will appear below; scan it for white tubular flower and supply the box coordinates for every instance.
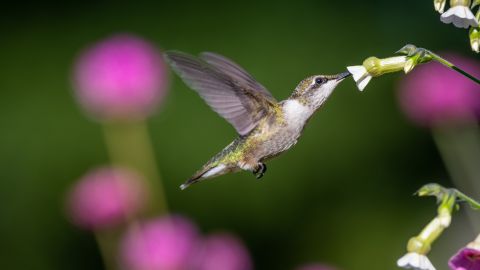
[346,66,372,91]
[440,0,479,29]
[347,56,407,91]
[434,0,447,13]
[397,253,436,270]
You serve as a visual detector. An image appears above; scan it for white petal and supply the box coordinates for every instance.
[397,253,412,267]
[397,253,436,270]
[347,65,368,81]
[440,6,479,28]
[347,66,372,91]
[356,75,372,91]
[434,0,446,13]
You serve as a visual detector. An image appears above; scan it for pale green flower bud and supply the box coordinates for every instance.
[434,0,447,13]
[470,28,479,52]
[470,11,480,52]
[416,183,445,198]
[396,45,435,73]
[405,56,420,74]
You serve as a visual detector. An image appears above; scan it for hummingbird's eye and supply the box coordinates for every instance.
[315,77,326,85]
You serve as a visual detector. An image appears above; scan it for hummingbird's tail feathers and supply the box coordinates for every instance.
[180,164,228,190]
[180,171,205,190]
[180,178,199,190]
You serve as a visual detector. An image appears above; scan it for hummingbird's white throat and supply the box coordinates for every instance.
[307,80,341,109]
[285,79,341,128]
[283,100,312,126]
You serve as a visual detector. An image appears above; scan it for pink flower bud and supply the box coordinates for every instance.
[120,216,199,270]
[397,53,480,127]
[193,233,253,270]
[73,34,168,120]
[66,167,146,230]
[449,247,480,270]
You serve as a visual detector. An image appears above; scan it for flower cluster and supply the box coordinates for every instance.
[397,184,480,270]
[66,167,147,229]
[67,171,254,270]
[73,34,168,121]
[120,216,254,270]
[434,0,480,52]
[120,216,335,270]
[66,167,338,270]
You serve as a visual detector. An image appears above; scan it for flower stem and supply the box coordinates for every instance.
[432,125,480,228]
[103,120,168,215]
[94,231,116,270]
[429,52,480,85]
[454,189,480,210]
[451,66,480,84]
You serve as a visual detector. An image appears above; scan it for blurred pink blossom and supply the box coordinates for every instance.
[449,247,480,270]
[120,216,199,270]
[193,232,253,270]
[397,53,480,127]
[295,263,336,270]
[73,34,168,120]
[67,167,146,229]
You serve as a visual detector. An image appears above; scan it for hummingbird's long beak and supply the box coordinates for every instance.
[335,71,352,82]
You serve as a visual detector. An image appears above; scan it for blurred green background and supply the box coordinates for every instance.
[0,0,477,269]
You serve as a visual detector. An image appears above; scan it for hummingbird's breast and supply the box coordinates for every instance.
[250,99,313,161]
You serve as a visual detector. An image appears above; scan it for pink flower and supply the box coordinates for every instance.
[73,34,168,120]
[295,263,336,270]
[120,216,199,270]
[449,247,480,270]
[193,233,253,270]
[67,167,146,230]
[397,53,480,127]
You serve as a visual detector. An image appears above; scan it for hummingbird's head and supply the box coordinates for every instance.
[290,71,351,108]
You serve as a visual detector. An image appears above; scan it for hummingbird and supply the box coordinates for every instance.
[165,51,350,190]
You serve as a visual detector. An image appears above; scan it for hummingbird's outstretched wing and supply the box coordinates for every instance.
[199,52,277,102]
[165,51,278,136]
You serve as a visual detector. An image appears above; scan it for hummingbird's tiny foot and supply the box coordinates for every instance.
[253,163,267,179]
